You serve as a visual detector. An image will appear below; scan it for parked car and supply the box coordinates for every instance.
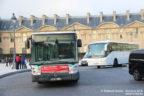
[79,53,88,66]
[129,49,144,81]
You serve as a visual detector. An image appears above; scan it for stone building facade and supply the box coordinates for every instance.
[0,10,144,57]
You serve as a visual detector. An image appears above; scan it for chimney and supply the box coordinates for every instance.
[87,12,90,24]
[30,15,35,26]
[42,15,46,25]
[66,14,69,24]
[113,11,116,21]
[100,12,103,22]
[54,14,57,25]
[19,16,23,26]
[140,9,144,20]
[126,10,130,21]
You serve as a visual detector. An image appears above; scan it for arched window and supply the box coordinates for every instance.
[0,48,2,54]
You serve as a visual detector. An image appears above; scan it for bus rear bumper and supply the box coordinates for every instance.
[32,72,79,82]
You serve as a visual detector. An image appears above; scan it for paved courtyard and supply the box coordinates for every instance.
[0,66,144,96]
[0,63,12,71]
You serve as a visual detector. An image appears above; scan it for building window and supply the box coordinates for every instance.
[0,48,2,54]
[22,48,27,54]
[0,36,2,42]
[22,33,27,42]
[120,34,123,39]
[106,30,110,39]
[10,48,14,54]
[120,29,124,39]
[92,31,97,39]
[0,34,2,42]
[10,33,14,42]
[129,32,133,36]
[135,31,138,38]
[135,28,138,38]
[106,34,110,39]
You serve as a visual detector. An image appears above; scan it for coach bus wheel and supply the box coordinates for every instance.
[133,69,142,81]
[97,66,100,69]
[113,59,118,67]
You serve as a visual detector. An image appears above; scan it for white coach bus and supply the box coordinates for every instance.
[80,41,139,67]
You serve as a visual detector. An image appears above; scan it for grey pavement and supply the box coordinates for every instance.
[0,63,31,78]
[0,66,144,96]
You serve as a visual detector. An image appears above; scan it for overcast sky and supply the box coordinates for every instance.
[0,0,144,19]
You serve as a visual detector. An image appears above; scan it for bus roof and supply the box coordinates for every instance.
[32,32,76,35]
[89,40,138,45]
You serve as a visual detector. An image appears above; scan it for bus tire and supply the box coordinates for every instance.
[133,69,142,81]
[113,59,118,67]
[97,66,100,68]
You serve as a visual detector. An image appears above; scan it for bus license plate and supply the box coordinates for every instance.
[50,78,62,81]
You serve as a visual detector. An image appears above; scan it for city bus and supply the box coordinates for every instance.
[80,41,139,68]
[25,32,82,83]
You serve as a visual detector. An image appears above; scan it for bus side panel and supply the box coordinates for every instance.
[106,51,116,65]
[121,51,130,64]
[106,51,130,65]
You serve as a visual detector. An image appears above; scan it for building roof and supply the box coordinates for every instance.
[0,13,144,31]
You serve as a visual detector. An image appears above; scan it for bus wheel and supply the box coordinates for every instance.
[113,59,118,67]
[133,69,142,81]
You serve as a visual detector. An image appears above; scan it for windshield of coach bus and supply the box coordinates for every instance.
[32,34,76,63]
[86,43,106,58]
